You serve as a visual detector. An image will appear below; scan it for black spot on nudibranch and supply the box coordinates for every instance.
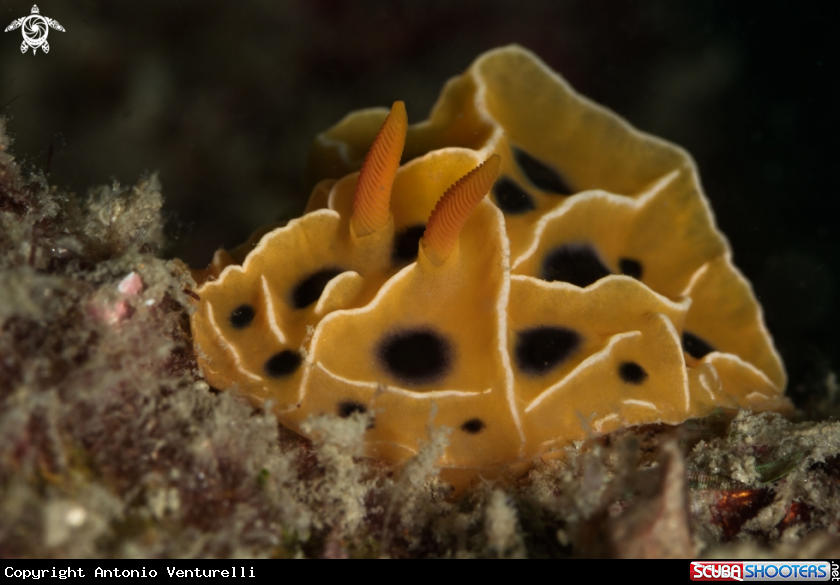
[460,418,486,434]
[291,267,345,309]
[392,224,426,264]
[513,146,573,195]
[337,401,367,418]
[229,304,255,329]
[683,331,716,359]
[493,176,536,214]
[264,350,302,378]
[378,328,452,385]
[619,258,643,280]
[541,244,611,287]
[515,326,581,375]
[618,361,648,385]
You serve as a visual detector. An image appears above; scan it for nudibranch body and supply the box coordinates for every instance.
[190,46,789,477]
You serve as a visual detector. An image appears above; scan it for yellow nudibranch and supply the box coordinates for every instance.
[189,46,790,481]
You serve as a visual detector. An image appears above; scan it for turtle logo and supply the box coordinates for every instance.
[5,5,65,55]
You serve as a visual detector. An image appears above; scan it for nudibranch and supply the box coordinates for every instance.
[189,46,790,480]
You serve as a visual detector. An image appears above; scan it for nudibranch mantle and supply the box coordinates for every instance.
[190,45,789,477]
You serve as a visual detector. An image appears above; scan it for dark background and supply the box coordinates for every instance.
[0,1,836,405]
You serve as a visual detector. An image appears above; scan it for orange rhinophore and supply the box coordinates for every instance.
[352,101,407,237]
[422,154,500,264]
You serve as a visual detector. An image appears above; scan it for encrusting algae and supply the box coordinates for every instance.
[188,45,791,487]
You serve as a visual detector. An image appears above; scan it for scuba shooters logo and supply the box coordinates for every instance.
[691,561,833,581]
[692,563,745,581]
[4,5,65,54]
